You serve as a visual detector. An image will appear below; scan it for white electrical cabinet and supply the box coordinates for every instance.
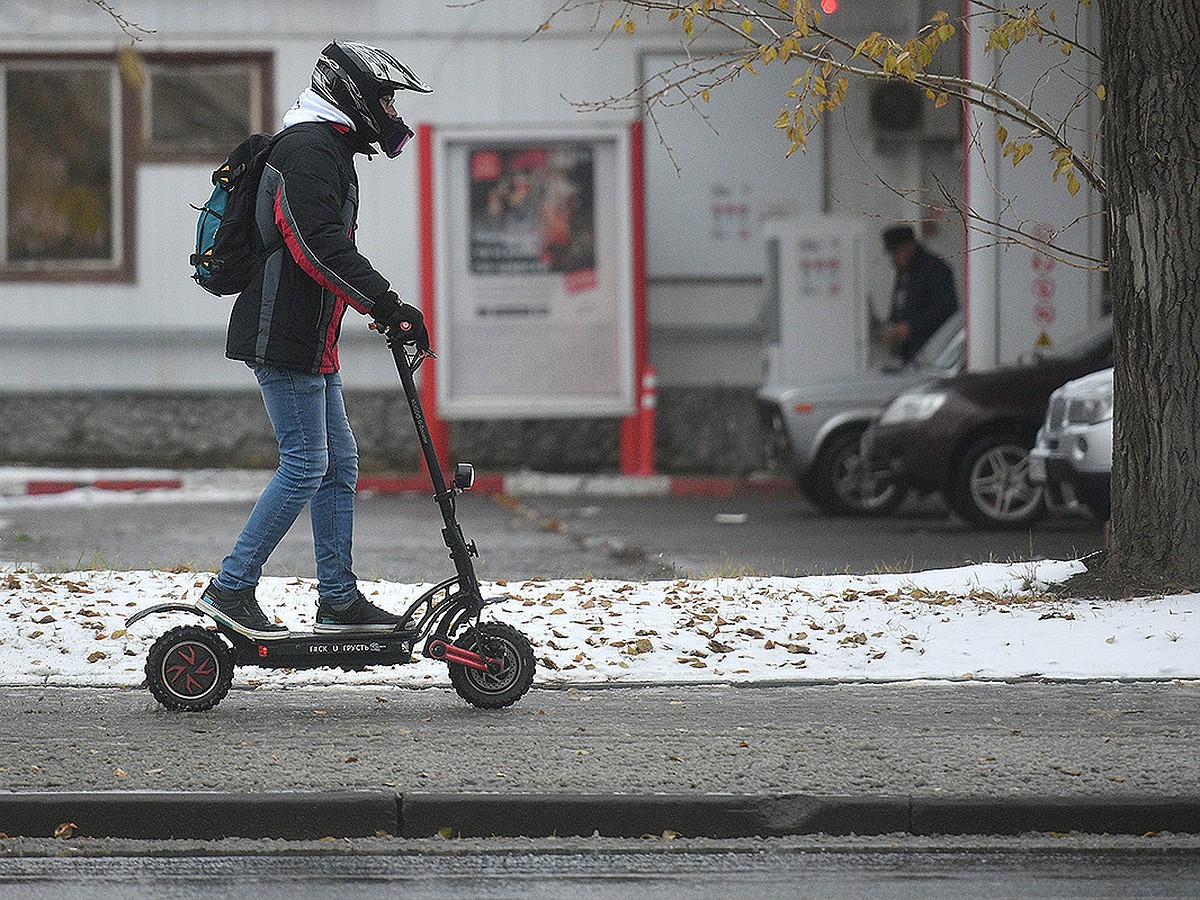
[760,214,871,391]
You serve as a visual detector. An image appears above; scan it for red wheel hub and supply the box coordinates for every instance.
[163,641,219,698]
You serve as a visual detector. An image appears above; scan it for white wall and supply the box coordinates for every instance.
[965,0,1105,368]
[0,1,673,390]
[0,0,1104,393]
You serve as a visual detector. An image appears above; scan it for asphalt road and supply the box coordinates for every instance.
[0,490,1105,583]
[2,841,1199,899]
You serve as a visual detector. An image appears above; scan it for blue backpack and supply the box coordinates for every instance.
[191,132,280,296]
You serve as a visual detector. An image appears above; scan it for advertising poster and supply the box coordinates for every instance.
[468,143,596,277]
[436,128,633,419]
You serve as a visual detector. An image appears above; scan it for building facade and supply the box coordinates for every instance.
[0,0,1101,474]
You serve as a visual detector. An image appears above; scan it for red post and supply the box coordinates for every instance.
[633,366,657,476]
[417,122,451,475]
[621,119,654,475]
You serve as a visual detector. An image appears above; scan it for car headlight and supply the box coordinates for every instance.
[879,390,948,426]
[1066,393,1113,425]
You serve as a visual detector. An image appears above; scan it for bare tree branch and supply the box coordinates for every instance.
[87,0,154,42]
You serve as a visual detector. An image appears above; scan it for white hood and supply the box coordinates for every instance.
[281,88,354,130]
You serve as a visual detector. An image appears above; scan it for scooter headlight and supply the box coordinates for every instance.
[453,462,475,492]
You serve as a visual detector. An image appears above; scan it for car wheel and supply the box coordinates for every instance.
[810,428,905,516]
[949,435,1046,528]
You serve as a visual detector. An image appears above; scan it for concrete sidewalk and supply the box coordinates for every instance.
[2,681,1197,840]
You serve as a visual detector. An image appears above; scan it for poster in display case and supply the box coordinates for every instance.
[434,126,633,419]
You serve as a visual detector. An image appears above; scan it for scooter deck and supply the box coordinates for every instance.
[125,602,419,671]
[229,629,418,670]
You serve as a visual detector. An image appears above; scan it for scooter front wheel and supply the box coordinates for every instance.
[145,625,234,712]
[447,622,535,709]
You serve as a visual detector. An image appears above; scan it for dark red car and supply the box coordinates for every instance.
[863,318,1112,528]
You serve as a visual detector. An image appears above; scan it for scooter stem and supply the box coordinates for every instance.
[390,341,481,595]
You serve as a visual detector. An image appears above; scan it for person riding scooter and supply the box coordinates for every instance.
[198,41,432,640]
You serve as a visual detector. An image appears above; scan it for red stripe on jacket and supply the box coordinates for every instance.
[273,185,370,372]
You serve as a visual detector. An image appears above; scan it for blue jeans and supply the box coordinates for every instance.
[215,365,359,607]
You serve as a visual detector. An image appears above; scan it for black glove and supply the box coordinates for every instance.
[372,291,430,351]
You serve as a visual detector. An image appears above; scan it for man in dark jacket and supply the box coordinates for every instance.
[198,41,431,640]
[881,225,959,363]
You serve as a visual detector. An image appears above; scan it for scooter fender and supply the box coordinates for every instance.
[124,602,208,628]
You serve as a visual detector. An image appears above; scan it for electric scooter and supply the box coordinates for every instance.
[126,335,536,713]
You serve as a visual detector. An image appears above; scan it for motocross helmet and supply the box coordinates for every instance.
[312,40,431,157]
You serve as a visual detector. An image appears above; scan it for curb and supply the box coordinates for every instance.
[2,792,1199,840]
[0,468,796,501]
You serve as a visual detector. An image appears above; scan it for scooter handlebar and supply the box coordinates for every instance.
[369,321,435,372]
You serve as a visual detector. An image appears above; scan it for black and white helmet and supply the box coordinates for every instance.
[312,41,432,157]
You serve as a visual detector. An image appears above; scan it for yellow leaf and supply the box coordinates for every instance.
[625,19,636,35]
[1067,171,1080,195]
[702,89,711,103]
[1096,84,1106,101]
[741,18,753,35]
[934,92,949,108]
[668,8,680,20]
[996,125,1008,144]
[116,46,146,90]
[1060,41,1072,55]
[613,16,623,31]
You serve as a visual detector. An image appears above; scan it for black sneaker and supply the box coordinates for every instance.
[315,591,405,633]
[197,581,290,640]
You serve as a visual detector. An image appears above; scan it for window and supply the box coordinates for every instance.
[0,51,271,281]
[1,61,126,275]
[142,55,270,159]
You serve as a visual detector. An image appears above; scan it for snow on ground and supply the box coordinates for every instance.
[0,561,1197,689]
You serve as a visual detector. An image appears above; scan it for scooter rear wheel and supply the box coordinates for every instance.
[447,622,535,709]
[145,625,234,712]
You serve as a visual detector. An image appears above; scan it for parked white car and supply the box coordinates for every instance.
[1029,367,1113,520]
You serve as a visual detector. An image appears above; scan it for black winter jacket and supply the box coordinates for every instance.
[226,122,394,374]
[887,245,959,363]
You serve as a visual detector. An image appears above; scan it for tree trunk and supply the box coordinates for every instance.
[1100,0,1200,590]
